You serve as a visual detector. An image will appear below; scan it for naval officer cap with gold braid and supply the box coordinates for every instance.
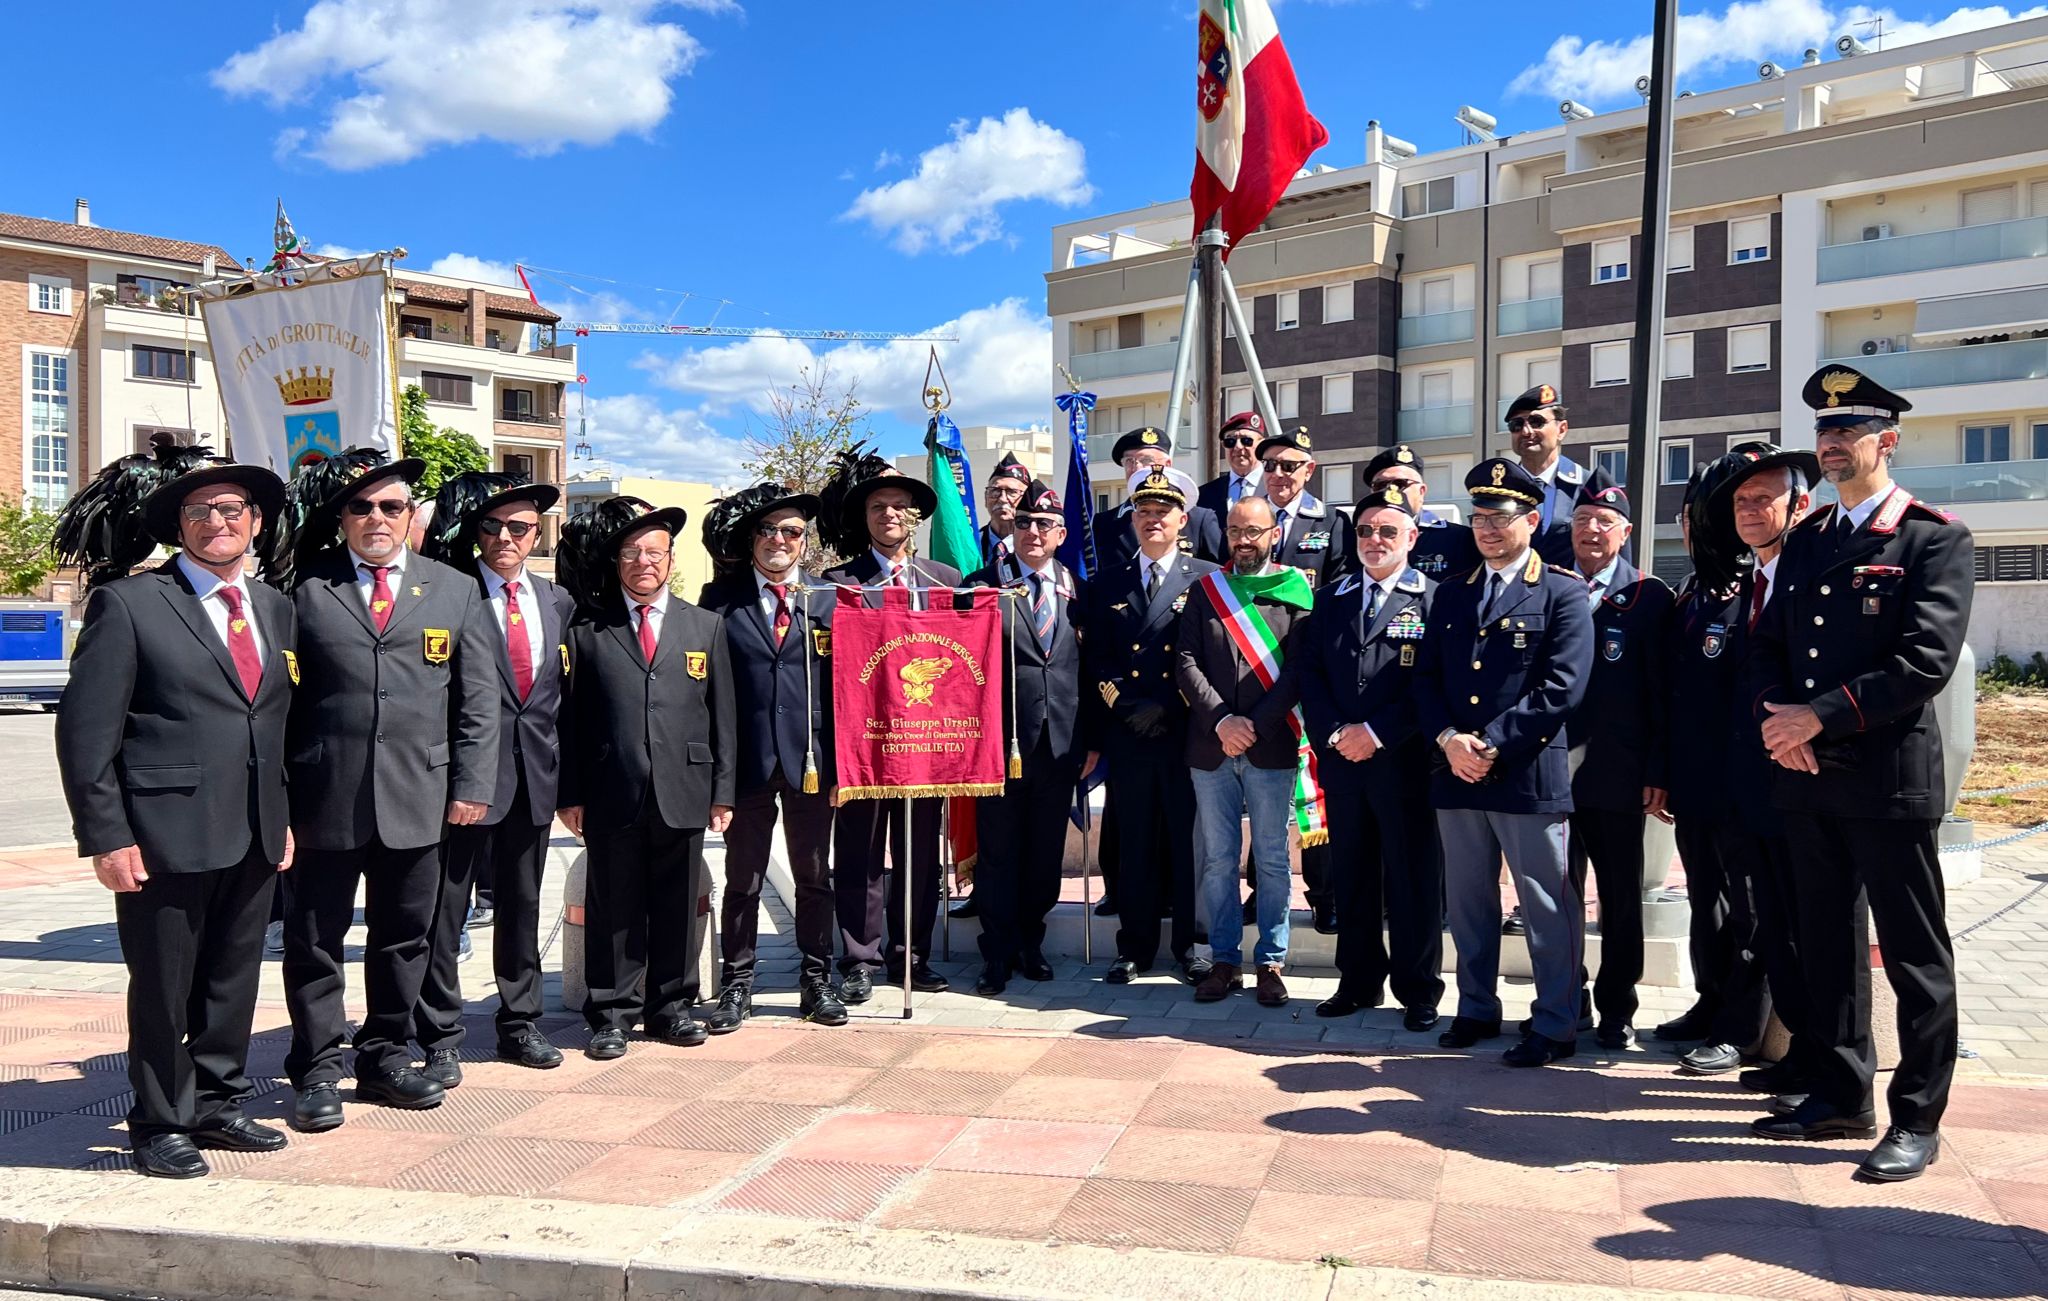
[1127,465,1197,509]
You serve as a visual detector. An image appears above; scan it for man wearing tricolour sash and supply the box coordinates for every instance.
[1176,497,1322,1009]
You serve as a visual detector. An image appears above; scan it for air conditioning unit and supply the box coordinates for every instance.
[1862,223,1892,241]
[1859,338,1893,355]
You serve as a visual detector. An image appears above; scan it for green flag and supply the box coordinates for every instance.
[923,414,981,574]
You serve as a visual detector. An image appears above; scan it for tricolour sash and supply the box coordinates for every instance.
[1197,571,1328,846]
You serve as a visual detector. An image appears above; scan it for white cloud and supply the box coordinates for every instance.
[845,109,1094,254]
[574,392,753,485]
[313,242,373,259]
[636,297,1054,427]
[873,149,902,170]
[423,252,524,287]
[1508,2,2046,104]
[212,0,722,170]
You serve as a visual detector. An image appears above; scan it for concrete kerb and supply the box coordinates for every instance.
[0,1167,1785,1301]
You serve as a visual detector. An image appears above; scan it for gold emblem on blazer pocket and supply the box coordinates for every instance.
[559,644,570,674]
[423,629,452,664]
[283,649,301,685]
[686,650,708,679]
[813,629,832,657]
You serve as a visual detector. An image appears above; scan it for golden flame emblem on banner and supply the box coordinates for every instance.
[898,656,954,706]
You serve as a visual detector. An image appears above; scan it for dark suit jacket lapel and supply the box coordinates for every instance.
[650,598,682,670]
[323,559,380,638]
[157,565,249,702]
[382,557,430,635]
[479,577,521,699]
[607,601,645,666]
[1141,557,1198,636]
[1360,580,1402,645]
[1487,560,1544,626]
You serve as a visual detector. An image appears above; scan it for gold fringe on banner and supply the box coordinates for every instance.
[1299,830,1331,848]
[834,782,1007,806]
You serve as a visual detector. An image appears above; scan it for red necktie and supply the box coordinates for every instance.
[637,603,658,663]
[768,583,790,643]
[367,564,395,633]
[218,585,262,699]
[504,579,533,700]
[1748,573,1769,632]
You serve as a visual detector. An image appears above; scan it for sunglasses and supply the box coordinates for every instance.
[1371,476,1421,492]
[180,500,250,523]
[478,517,536,538]
[1014,516,1063,534]
[1222,435,1257,449]
[755,523,808,542]
[1263,458,1311,475]
[1506,414,1554,433]
[345,498,411,518]
[1359,524,1408,542]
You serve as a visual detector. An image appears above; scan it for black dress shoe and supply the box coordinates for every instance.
[1652,1006,1715,1041]
[1402,1006,1441,1033]
[1768,1092,1809,1117]
[801,979,849,1026]
[1519,991,1594,1036]
[1092,895,1118,917]
[191,1118,288,1152]
[1016,950,1055,982]
[356,1069,446,1110]
[1179,955,1214,984]
[1679,1042,1744,1075]
[586,1028,628,1060]
[706,985,752,1034]
[1739,1062,1803,1095]
[132,1133,208,1179]
[497,1029,564,1069]
[1501,907,1526,936]
[839,967,874,1004]
[1504,1032,1577,1068]
[653,1016,709,1047]
[291,1083,344,1133]
[892,962,949,993]
[975,963,1009,996]
[1438,1016,1502,1049]
[1104,958,1137,985]
[949,896,980,919]
[1750,1096,1877,1141]
[1311,903,1338,935]
[1858,1127,1940,1182]
[1314,991,1380,1018]
[1596,1022,1637,1050]
[422,1047,463,1088]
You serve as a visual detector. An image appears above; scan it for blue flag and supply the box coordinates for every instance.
[1055,390,1098,580]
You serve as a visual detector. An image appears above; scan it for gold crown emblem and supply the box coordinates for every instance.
[1294,428,1312,449]
[1537,384,1557,405]
[1145,469,1170,487]
[1381,486,1405,507]
[1395,447,1414,464]
[1491,462,1506,486]
[1140,429,1159,445]
[275,366,335,406]
[1820,371,1859,408]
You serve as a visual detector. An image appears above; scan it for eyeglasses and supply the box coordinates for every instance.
[1262,458,1311,475]
[478,517,536,538]
[1573,513,1626,532]
[180,500,250,524]
[1014,516,1063,534]
[619,547,672,563]
[984,485,1024,503]
[755,523,808,542]
[1359,524,1408,542]
[1222,435,1257,449]
[1506,415,1554,433]
[1226,525,1277,541]
[1470,512,1526,533]
[345,498,412,518]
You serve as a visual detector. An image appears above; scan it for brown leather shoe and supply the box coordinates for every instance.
[1193,962,1242,1002]
[1256,966,1289,1007]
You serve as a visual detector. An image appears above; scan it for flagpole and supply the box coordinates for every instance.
[1216,260,1284,435]
[1160,259,1204,457]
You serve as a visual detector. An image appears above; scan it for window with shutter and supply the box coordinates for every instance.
[1727,324,1772,373]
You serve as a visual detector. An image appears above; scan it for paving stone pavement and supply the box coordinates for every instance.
[0,828,2043,1299]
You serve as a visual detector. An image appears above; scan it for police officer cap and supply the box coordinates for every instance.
[1218,410,1265,440]
[1111,427,1171,463]
[1363,444,1425,482]
[1466,457,1545,510]
[1018,479,1063,518]
[1576,484,1631,523]
[1128,465,1196,508]
[987,452,1031,487]
[1255,425,1314,461]
[1504,383,1566,421]
[1354,483,1417,519]
[1803,364,1912,430]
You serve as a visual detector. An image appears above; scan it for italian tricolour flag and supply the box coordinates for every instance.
[1191,0,1328,257]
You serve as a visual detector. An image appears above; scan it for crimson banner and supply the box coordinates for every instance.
[831,583,1006,803]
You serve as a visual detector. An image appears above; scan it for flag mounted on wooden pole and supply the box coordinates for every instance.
[1191,0,1328,257]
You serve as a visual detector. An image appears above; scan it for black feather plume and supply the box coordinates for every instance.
[420,470,525,565]
[816,442,892,560]
[261,447,387,590]
[555,495,652,613]
[52,441,215,589]
[701,483,787,563]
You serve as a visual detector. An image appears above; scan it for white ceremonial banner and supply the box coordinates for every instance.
[200,271,396,476]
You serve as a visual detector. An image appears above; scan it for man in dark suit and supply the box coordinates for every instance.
[1364,445,1480,582]
[57,459,295,1178]
[1564,485,1674,1051]
[1196,411,1264,520]
[1087,468,1217,985]
[966,480,1084,995]
[1091,427,1224,569]
[977,452,1029,570]
[824,472,959,998]
[1504,385,1615,569]
[698,485,846,1030]
[412,477,573,1075]
[1418,458,1593,1068]
[1296,486,1445,1031]
[559,502,735,1058]
[1745,367,1973,1183]
[281,456,500,1129]
[1255,425,1356,589]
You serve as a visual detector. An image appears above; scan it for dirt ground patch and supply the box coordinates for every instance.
[1965,688,2048,829]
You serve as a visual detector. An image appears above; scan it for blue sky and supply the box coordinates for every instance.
[7,0,2040,484]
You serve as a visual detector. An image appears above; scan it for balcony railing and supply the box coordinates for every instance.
[1497,296,1562,336]
[1396,309,1474,349]
[496,408,563,425]
[1819,337,2048,391]
[1068,340,1179,383]
[1396,403,1472,441]
[1892,458,2048,505]
[93,285,197,316]
[1817,215,2048,283]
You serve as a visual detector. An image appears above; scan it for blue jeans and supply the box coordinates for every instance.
[1192,757,1296,969]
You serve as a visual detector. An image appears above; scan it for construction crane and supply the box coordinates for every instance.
[516,264,956,343]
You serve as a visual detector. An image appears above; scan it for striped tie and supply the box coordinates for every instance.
[1031,573,1055,653]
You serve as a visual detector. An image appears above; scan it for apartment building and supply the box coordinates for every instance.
[1047,13,2048,582]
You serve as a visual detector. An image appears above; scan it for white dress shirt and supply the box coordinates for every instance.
[481,563,546,684]
[1585,556,1621,608]
[756,567,801,625]
[622,586,671,641]
[348,546,409,609]
[1839,482,1899,531]
[869,547,929,609]
[176,553,264,659]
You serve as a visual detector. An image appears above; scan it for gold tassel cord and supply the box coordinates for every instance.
[796,580,821,795]
[1004,585,1022,781]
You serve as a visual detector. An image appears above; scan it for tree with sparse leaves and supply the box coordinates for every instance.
[0,494,58,597]
[741,363,870,494]
[398,384,489,494]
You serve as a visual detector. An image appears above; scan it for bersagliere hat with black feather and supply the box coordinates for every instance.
[419,470,560,566]
[702,482,822,564]
[53,440,284,590]
[817,441,934,559]
[261,446,419,590]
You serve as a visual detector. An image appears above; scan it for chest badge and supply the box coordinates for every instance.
[1111,602,1128,613]
[1513,632,1529,649]
[1703,631,1725,659]
[1602,632,1624,662]
[813,628,832,657]
[559,644,570,674]
[1863,596,1881,616]
[1399,644,1416,667]
[1172,593,1189,613]
[686,650,709,679]
[283,649,300,685]
[423,629,451,664]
